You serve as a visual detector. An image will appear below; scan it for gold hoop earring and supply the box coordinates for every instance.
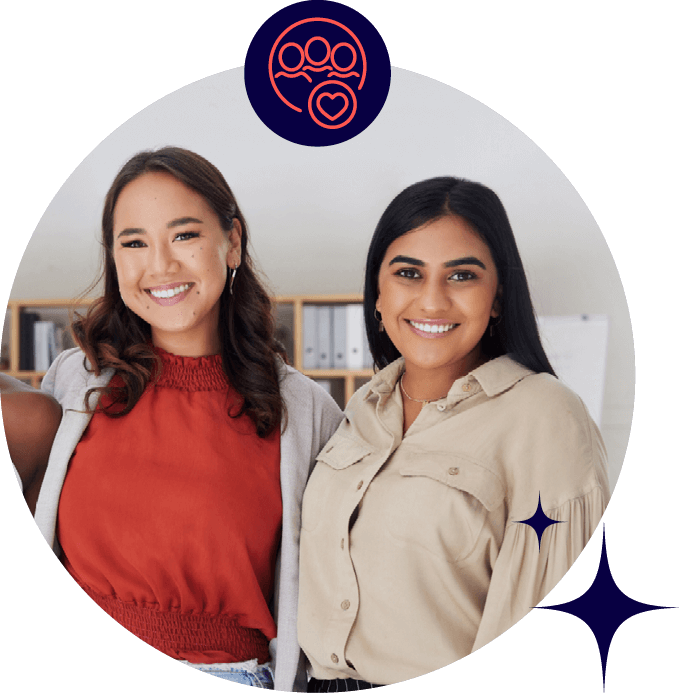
[374,308,384,332]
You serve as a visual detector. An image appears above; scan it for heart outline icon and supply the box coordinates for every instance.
[308,80,358,129]
[316,92,349,121]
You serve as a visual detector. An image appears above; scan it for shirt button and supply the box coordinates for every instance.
[448,467,459,475]
[357,480,364,490]
[340,538,345,550]
[331,653,339,664]
[341,599,351,610]
[437,403,446,411]
[462,383,471,392]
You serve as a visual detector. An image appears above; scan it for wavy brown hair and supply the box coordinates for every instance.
[73,147,286,437]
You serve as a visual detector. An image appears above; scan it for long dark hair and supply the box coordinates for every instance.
[364,176,555,376]
[73,147,286,437]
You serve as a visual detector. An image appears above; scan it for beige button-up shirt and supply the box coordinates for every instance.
[298,355,610,686]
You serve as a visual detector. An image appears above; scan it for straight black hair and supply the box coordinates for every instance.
[364,176,555,376]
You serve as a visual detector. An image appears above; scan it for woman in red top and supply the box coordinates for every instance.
[35,147,341,689]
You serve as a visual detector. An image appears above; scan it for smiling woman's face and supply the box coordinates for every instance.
[112,172,241,356]
[376,214,500,384]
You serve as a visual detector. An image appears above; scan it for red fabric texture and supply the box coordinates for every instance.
[57,347,282,663]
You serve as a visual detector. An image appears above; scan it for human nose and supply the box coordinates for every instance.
[418,276,452,314]
[148,241,180,277]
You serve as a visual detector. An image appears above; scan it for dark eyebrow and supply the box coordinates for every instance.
[389,255,424,266]
[167,216,203,229]
[388,254,487,270]
[116,228,145,239]
[116,217,203,240]
[444,256,486,270]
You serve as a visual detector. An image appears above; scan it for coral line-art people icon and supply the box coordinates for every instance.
[268,18,367,130]
[245,0,390,146]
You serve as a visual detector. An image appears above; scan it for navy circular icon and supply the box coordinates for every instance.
[245,0,391,146]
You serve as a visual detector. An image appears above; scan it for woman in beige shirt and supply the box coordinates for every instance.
[298,176,610,690]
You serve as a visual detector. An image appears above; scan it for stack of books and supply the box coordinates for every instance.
[303,304,373,370]
[19,312,62,371]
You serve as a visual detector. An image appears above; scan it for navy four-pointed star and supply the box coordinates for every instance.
[514,493,565,550]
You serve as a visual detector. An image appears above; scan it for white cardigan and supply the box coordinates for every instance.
[35,348,343,692]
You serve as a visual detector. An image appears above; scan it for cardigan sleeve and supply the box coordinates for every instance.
[271,366,343,692]
[34,349,110,550]
[40,347,72,397]
[41,347,87,404]
[472,388,610,652]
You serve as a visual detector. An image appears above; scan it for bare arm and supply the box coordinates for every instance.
[1,374,63,514]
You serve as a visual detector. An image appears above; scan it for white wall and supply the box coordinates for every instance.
[8,67,633,488]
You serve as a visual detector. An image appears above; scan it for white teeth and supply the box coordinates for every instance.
[409,320,456,334]
[149,283,190,298]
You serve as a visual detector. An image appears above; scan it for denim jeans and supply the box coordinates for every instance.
[184,660,274,688]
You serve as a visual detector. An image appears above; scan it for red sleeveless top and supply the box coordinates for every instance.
[57,347,282,664]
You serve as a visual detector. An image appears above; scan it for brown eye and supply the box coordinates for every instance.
[395,268,421,279]
[450,270,476,282]
[174,231,200,241]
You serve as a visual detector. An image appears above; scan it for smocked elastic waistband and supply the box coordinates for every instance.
[78,580,269,663]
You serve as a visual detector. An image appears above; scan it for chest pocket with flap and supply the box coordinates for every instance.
[386,451,506,563]
[302,433,375,531]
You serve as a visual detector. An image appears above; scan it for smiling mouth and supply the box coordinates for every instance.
[144,282,194,306]
[406,319,458,335]
[146,283,193,299]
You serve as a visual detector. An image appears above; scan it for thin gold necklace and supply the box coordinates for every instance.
[399,374,447,405]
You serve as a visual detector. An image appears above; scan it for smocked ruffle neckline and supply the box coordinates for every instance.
[151,345,229,392]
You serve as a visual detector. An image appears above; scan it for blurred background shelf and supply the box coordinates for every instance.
[3,294,372,406]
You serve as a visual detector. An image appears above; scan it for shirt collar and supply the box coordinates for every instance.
[366,358,406,399]
[365,354,534,402]
[468,354,534,397]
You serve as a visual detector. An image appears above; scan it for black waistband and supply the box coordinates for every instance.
[308,678,382,691]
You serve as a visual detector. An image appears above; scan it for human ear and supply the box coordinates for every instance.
[227,218,243,268]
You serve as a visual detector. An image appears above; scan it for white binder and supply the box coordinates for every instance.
[332,305,347,369]
[33,321,57,372]
[317,306,333,368]
[346,304,364,369]
[303,305,318,369]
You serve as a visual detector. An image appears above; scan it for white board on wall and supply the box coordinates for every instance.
[537,314,609,426]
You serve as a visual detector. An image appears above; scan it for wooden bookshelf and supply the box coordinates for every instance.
[276,294,373,404]
[3,295,373,403]
[3,298,95,387]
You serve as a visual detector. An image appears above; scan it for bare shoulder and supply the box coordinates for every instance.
[1,372,60,411]
[1,376,63,512]
[2,388,62,433]
[1,378,62,454]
